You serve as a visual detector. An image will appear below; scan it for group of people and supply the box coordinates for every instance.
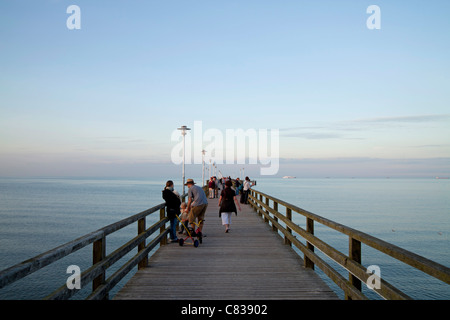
[162,176,254,242]
[208,176,252,198]
[162,178,208,243]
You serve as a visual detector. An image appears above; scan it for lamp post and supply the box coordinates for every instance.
[177,125,191,195]
[201,150,206,186]
[209,159,212,179]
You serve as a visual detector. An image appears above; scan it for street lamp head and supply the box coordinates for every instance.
[177,125,191,136]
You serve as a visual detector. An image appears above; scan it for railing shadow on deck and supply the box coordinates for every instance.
[248,189,450,300]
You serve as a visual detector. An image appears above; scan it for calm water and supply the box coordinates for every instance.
[0,177,449,299]
[256,178,450,300]
[0,177,169,300]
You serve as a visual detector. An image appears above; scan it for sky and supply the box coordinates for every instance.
[1,0,449,179]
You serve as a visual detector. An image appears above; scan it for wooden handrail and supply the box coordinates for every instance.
[0,230,104,290]
[1,185,447,300]
[0,187,211,299]
[45,217,169,300]
[248,189,450,300]
[0,199,173,299]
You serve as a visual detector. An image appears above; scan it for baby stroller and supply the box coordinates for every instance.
[175,214,202,247]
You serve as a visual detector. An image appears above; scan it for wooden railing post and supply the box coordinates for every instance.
[252,191,257,212]
[92,235,106,297]
[272,201,278,232]
[305,217,315,269]
[264,197,270,223]
[138,218,147,270]
[284,207,292,246]
[347,237,362,300]
[252,190,256,209]
[258,194,263,217]
[160,207,167,245]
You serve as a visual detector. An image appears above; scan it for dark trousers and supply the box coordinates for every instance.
[169,217,178,240]
[240,190,249,204]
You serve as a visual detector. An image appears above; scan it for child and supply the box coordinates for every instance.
[179,202,189,235]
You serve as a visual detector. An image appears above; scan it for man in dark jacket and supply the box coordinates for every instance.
[162,180,181,242]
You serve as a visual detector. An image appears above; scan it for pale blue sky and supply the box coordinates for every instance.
[1,1,449,178]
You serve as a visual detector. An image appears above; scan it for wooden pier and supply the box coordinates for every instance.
[1,185,449,300]
[114,197,337,300]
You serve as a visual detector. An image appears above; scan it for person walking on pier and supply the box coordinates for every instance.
[208,177,215,199]
[214,177,219,198]
[185,179,208,240]
[162,180,181,243]
[219,180,241,233]
[235,178,241,196]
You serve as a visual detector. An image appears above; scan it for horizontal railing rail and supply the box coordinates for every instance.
[0,186,211,300]
[248,189,450,300]
[2,185,447,300]
[0,190,195,300]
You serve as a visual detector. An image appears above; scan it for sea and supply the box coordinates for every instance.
[0,177,449,300]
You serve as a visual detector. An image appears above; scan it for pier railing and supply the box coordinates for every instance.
[2,185,448,300]
[0,187,208,300]
[248,189,450,300]
[0,202,168,300]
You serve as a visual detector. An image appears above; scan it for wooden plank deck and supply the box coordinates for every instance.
[114,196,338,300]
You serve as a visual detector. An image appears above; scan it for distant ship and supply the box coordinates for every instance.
[436,177,449,179]
[282,176,296,179]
